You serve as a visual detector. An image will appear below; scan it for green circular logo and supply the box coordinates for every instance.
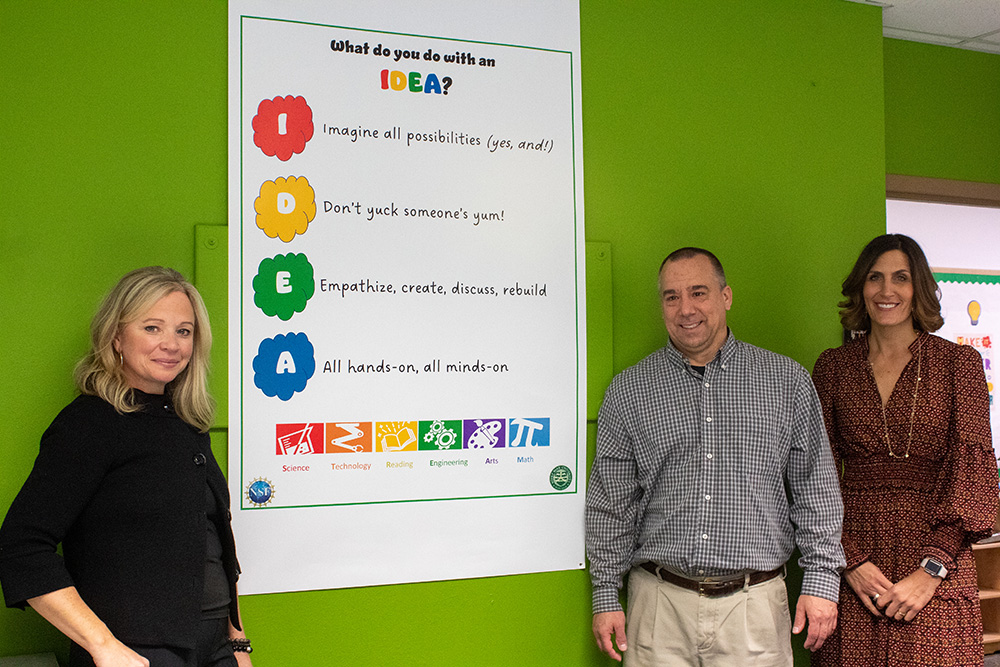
[549,465,572,491]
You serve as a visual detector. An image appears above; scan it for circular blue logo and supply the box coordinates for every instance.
[246,478,274,506]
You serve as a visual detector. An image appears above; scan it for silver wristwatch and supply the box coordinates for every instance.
[920,557,948,579]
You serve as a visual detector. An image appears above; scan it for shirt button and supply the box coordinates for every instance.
[705,495,711,501]
[704,382,710,387]
[698,569,705,575]
[193,453,206,466]
[706,453,713,459]
[706,417,713,423]
[701,534,708,540]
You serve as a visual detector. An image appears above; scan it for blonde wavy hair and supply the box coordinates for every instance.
[74,267,215,431]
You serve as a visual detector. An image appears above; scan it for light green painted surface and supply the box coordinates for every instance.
[0,0,917,664]
[580,1,885,375]
[586,242,613,421]
[884,38,1000,185]
[195,225,229,428]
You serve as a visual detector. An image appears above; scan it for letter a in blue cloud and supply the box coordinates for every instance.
[253,332,316,400]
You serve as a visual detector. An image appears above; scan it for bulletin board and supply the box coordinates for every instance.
[887,198,1000,463]
[227,1,586,594]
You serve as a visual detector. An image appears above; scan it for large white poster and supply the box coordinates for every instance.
[887,199,999,463]
[228,1,586,594]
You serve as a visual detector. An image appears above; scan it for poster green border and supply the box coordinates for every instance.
[236,15,583,510]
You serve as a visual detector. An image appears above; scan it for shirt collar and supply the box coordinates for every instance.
[664,329,737,370]
[129,388,176,415]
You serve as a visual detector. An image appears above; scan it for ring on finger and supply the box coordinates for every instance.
[872,593,880,602]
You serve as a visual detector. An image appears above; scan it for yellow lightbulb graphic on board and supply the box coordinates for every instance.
[968,300,981,326]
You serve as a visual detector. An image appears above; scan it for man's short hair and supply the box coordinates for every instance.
[659,247,727,288]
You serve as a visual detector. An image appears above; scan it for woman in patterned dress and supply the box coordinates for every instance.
[812,234,998,666]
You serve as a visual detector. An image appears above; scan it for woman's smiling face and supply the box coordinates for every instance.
[114,290,195,394]
[863,249,914,331]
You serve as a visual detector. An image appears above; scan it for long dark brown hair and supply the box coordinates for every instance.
[838,234,943,335]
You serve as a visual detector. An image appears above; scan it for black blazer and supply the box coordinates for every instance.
[0,392,241,649]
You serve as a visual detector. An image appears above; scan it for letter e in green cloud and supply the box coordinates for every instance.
[253,253,316,320]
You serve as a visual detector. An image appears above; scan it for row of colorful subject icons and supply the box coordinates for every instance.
[275,418,550,455]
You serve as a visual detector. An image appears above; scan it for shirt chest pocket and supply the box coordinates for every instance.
[725,393,788,477]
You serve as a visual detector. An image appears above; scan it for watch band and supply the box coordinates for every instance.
[920,557,948,579]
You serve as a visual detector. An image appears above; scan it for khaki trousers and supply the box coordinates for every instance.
[624,564,793,667]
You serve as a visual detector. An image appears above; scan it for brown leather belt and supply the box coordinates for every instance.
[640,562,784,598]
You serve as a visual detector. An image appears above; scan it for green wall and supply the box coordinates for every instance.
[4,0,982,664]
[884,38,1000,184]
[581,0,884,372]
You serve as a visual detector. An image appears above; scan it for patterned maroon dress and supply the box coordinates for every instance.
[812,332,998,666]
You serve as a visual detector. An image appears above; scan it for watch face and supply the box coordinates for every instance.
[923,559,944,576]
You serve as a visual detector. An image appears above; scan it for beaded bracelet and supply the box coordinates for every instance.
[231,637,253,654]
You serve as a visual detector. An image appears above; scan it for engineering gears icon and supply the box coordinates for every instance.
[423,420,446,442]
[434,429,457,449]
[421,420,458,450]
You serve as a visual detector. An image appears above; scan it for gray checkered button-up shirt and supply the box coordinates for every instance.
[586,332,845,614]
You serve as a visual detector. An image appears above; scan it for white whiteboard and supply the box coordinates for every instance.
[228,0,586,594]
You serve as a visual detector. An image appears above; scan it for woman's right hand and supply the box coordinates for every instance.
[27,588,148,667]
[90,640,149,667]
[844,561,894,616]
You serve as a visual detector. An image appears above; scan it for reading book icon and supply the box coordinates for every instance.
[380,426,416,452]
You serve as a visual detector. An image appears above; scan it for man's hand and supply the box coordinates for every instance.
[792,594,837,651]
[592,611,627,662]
[877,568,941,622]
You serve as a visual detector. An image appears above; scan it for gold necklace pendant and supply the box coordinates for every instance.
[874,345,922,460]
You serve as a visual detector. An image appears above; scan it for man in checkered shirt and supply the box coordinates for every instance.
[586,247,844,665]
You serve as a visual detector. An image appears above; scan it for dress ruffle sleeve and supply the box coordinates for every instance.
[921,343,998,570]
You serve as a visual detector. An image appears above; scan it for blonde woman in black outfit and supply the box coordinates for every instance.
[0,267,253,667]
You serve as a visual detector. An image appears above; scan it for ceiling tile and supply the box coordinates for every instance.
[882,0,1000,40]
[844,0,1000,54]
